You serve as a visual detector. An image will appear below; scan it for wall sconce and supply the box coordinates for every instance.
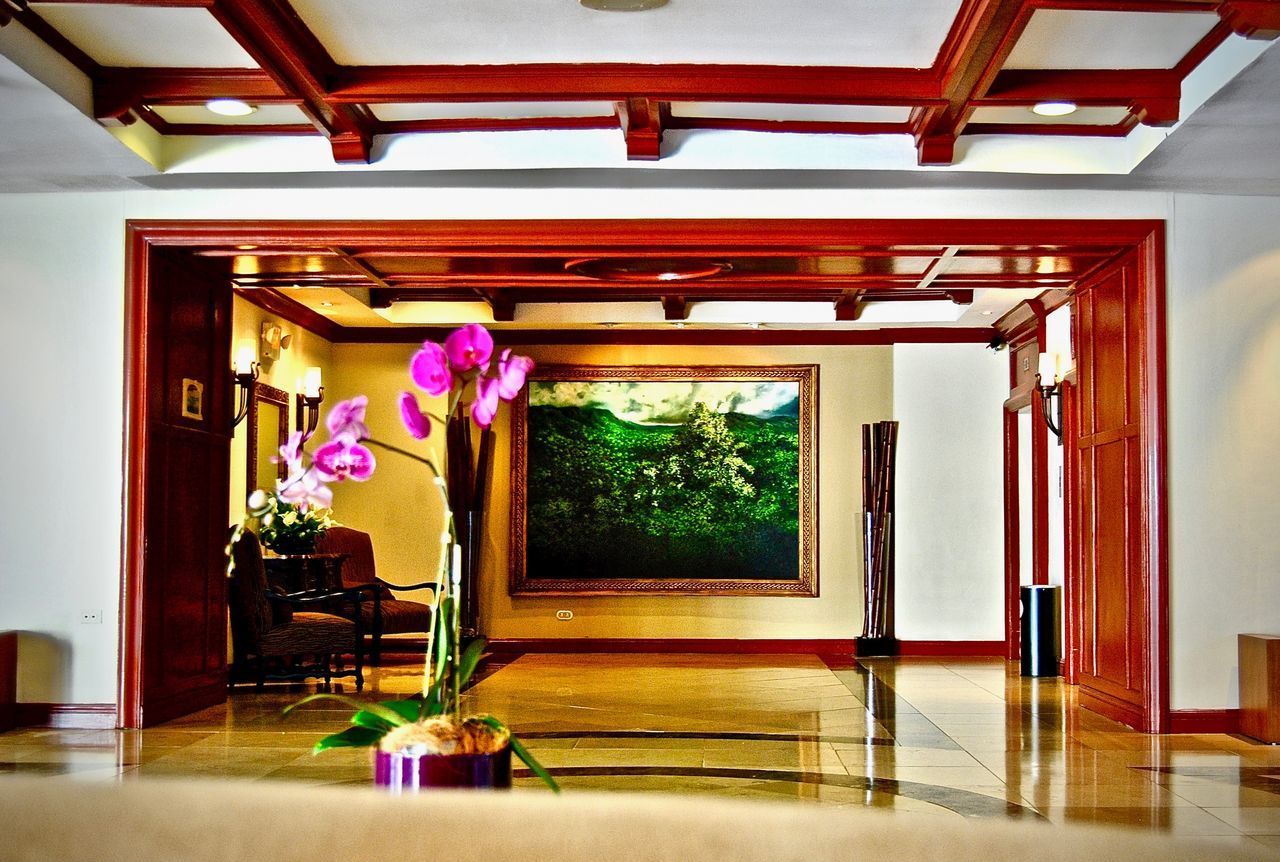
[231,338,260,429]
[295,366,324,440]
[1035,352,1063,443]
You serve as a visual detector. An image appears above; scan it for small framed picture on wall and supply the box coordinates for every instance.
[181,378,204,421]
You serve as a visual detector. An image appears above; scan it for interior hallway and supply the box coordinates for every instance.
[4,655,1280,852]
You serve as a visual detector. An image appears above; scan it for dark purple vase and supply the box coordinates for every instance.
[374,745,512,791]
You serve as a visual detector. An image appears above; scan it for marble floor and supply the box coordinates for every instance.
[4,654,1280,854]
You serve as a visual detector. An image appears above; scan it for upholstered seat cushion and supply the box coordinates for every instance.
[372,599,432,634]
[259,612,356,656]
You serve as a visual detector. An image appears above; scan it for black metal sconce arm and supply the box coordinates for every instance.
[1035,374,1063,443]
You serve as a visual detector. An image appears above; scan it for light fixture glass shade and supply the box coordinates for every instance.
[1031,101,1077,117]
[206,98,256,117]
[1037,352,1059,384]
[303,367,323,398]
[233,338,257,375]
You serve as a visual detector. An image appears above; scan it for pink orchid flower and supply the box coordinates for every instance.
[313,438,376,482]
[398,391,432,440]
[444,323,494,372]
[273,430,306,471]
[495,349,535,401]
[471,374,502,429]
[410,341,453,396]
[277,467,333,511]
[325,396,370,442]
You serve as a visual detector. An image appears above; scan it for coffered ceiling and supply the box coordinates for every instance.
[1,0,1276,169]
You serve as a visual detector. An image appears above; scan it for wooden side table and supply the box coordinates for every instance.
[1239,634,1280,743]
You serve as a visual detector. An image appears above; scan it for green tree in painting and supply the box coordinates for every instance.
[526,387,801,582]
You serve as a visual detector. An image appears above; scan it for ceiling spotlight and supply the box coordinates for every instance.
[320,301,334,308]
[235,244,257,250]
[206,98,256,117]
[748,322,762,329]
[1031,101,1077,117]
[981,310,994,316]
[580,0,668,10]
[673,322,686,329]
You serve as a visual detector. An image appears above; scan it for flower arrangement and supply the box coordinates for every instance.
[236,324,554,790]
[256,495,336,555]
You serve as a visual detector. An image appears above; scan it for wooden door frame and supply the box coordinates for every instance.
[117,218,1169,730]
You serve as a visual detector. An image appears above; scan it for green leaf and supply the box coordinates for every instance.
[351,710,394,732]
[381,699,423,724]
[433,596,455,688]
[313,725,384,754]
[478,716,559,793]
[456,637,488,690]
[283,693,410,729]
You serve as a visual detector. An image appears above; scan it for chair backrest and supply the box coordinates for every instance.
[228,530,272,652]
[316,526,384,594]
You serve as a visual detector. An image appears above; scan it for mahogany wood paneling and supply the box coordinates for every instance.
[0,631,14,731]
[1002,409,1022,662]
[1167,709,1241,734]
[1069,236,1168,732]
[128,248,232,728]
[13,703,117,730]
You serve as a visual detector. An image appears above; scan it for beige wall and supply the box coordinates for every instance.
[228,295,334,523]
[328,342,893,641]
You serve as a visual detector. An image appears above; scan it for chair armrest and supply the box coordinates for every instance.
[267,587,367,606]
[376,577,440,593]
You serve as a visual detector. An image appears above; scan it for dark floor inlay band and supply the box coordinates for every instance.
[513,765,1042,820]
[515,730,899,746]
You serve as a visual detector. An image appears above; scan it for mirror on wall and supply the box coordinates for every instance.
[247,382,290,495]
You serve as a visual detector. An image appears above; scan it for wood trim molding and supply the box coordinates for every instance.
[233,288,342,342]
[332,327,999,346]
[15,703,117,730]
[1168,709,1242,734]
[894,640,1008,657]
[486,638,858,656]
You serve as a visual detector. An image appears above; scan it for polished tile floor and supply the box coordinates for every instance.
[4,654,1280,853]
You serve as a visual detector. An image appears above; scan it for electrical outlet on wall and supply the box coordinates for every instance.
[80,610,102,624]
[556,610,573,621]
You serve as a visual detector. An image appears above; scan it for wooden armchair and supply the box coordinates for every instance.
[228,530,365,691]
[316,526,436,665]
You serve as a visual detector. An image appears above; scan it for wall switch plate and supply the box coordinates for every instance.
[556,610,573,621]
[80,610,102,624]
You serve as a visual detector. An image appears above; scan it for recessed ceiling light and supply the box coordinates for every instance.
[580,0,668,10]
[320,301,334,308]
[235,244,257,250]
[748,322,762,329]
[206,99,256,117]
[673,322,686,329]
[982,310,994,316]
[1031,101,1077,118]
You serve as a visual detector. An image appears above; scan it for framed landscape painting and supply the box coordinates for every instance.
[510,365,817,596]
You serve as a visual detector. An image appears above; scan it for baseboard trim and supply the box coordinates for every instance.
[15,703,116,730]
[1080,686,1147,731]
[1168,709,1241,734]
[895,640,1007,657]
[486,638,858,656]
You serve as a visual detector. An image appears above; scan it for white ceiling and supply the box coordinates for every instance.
[1005,10,1218,70]
[670,103,913,124]
[369,101,616,122]
[28,4,259,68]
[968,106,1132,126]
[151,104,312,126]
[288,0,965,67]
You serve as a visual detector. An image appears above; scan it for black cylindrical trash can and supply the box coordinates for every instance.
[1020,584,1060,677]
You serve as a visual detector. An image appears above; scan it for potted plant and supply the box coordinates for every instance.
[233,324,555,792]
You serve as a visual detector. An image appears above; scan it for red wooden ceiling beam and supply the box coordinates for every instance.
[618,97,664,160]
[834,290,866,322]
[95,68,292,124]
[912,0,1033,166]
[1219,0,1280,38]
[662,295,689,321]
[208,0,374,163]
[329,64,941,105]
[982,68,1182,125]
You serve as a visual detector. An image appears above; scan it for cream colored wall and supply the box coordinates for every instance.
[329,342,892,641]
[2,185,1277,709]
[228,295,334,523]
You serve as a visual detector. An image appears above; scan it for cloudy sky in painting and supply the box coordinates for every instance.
[529,380,799,424]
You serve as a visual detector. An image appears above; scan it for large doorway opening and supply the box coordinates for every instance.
[118,219,1168,731]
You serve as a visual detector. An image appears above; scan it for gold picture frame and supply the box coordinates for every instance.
[510,364,818,597]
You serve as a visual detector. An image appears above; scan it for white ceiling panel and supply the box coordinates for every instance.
[1006,10,1218,70]
[150,105,312,126]
[969,106,1132,126]
[671,103,913,123]
[29,4,259,68]
[370,101,616,121]
[289,0,965,67]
